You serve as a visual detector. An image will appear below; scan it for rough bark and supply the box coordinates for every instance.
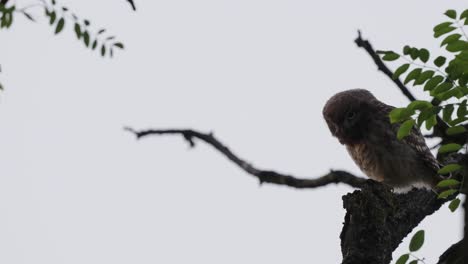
[341,181,447,264]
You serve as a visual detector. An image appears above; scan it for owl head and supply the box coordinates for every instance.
[322,89,378,145]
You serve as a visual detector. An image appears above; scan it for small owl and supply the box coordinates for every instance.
[322,89,442,191]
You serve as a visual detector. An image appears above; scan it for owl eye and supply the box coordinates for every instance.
[346,111,356,120]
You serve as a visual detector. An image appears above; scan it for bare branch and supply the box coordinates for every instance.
[124,127,366,189]
[126,0,136,10]
[355,30,416,102]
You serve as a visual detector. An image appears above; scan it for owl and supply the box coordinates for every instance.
[322,89,442,191]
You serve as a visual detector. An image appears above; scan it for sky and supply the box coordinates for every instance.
[0,0,466,263]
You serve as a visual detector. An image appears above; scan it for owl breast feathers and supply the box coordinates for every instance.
[322,89,442,190]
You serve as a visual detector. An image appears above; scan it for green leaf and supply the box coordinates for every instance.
[84,19,90,26]
[436,179,461,188]
[438,87,461,101]
[393,64,410,80]
[461,9,468,24]
[438,189,457,199]
[458,85,468,96]
[438,164,462,175]
[446,125,466,135]
[434,56,446,67]
[409,48,419,60]
[438,143,462,154]
[407,100,432,111]
[404,68,422,85]
[403,45,411,55]
[382,52,400,61]
[113,42,124,49]
[441,34,461,47]
[445,9,457,19]
[409,230,425,252]
[390,108,412,123]
[415,70,434,85]
[431,82,453,95]
[417,107,439,126]
[418,48,429,63]
[91,40,98,50]
[55,17,65,34]
[49,11,56,25]
[434,26,457,38]
[395,254,410,264]
[425,115,437,130]
[101,45,106,56]
[398,119,415,140]
[424,76,444,91]
[408,261,418,264]
[97,28,106,34]
[74,23,81,39]
[434,22,452,32]
[449,198,461,212]
[446,40,468,52]
[449,116,468,126]
[83,31,90,47]
[460,73,468,86]
[457,100,467,118]
[443,105,454,122]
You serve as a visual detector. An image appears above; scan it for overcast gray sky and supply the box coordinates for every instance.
[0,0,466,263]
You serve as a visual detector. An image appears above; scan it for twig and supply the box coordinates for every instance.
[126,0,136,11]
[355,30,416,102]
[124,127,366,189]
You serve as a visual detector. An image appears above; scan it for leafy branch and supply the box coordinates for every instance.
[1,0,125,58]
[374,8,468,264]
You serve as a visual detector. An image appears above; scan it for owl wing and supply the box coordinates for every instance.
[378,102,440,174]
[402,125,441,173]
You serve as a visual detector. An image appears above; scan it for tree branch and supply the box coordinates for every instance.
[355,30,416,102]
[437,239,464,264]
[341,181,451,264]
[126,0,136,11]
[355,31,454,143]
[124,127,366,189]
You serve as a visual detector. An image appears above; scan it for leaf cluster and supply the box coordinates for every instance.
[44,0,124,57]
[0,0,125,58]
[380,10,468,178]
[382,10,468,264]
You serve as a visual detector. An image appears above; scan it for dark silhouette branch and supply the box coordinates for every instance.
[126,0,136,11]
[355,30,416,102]
[437,239,464,264]
[124,127,366,189]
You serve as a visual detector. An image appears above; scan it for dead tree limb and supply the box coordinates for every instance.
[124,127,366,189]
